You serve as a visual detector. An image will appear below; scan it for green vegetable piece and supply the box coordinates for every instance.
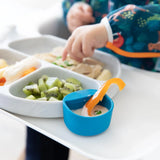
[57,93,63,100]
[40,91,46,98]
[25,95,36,100]
[64,82,75,92]
[94,110,102,115]
[61,79,66,87]
[49,97,59,101]
[53,62,57,65]
[75,85,83,91]
[60,88,72,95]
[45,87,59,98]
[60,83,75,94]
[66,78,81,85]
[46,77,62,89]
[41,75,48,82]
[27,82,34,85]
[37,97,47,101]
[23,88,32,96]
[64,60,73,66]
[23,84,40,96]
[38,77,47,92]
[59,65,65,68]
[56,56,62,60]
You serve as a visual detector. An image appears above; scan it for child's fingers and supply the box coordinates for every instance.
[62,47,68,60]
[71,38,85,59]
[82,40,94,57]
[62,36,75,60]
[70,54,83,62]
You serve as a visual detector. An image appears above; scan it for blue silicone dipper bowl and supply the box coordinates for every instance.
[63,89,114,136]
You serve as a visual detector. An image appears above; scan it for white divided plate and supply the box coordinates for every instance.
[0,52,100,118]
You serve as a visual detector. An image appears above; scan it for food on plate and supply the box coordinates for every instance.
[96,69,112,81]
[73,104,108,117]
[0,59,8,69]
[23,75,83,101]
[34,46,112,81]
[0,57,40,86]
[0,77,6,86]
[82,78,125,116]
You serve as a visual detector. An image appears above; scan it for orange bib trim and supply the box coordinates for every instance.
[106,42,160,58]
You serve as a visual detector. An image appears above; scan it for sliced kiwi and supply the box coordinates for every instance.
[49,97,59,101]
[75,85,83,91]
[64,82,76,91]
[22,75,83,101]
[46,77,62,89]
[40,91,46,97]
[66,78,81,85]
[41,75,48,82]
[45,87,59,97]
[38,77,48,92]
[60,88,72,95]
[37,97,47,101]
[23,84,40,96]
[25,95,36,100]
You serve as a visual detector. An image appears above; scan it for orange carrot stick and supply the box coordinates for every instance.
[84,78,125,116]
[0,77,6,86]
[21,67,37,77]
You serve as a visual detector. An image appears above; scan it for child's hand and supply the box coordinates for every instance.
[62,24,108,62]
[67,2,95,32]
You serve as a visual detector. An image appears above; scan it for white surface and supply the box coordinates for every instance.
[0,111,26,160]
[1,65,160,160]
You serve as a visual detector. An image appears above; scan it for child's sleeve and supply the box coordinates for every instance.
[101,4,160,56]
[62,0,83,25]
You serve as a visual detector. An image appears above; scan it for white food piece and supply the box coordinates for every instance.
[34,53,56,62]
[96,69,112,81]
[3,57,40,84]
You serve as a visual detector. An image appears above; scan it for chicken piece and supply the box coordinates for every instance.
[54,56,79,68]
[86,65,102,79]
[34,53,56,62]
[83,57,104,67]
[96,69,112,81]
[66,56,79,66]
[71,63,92,74]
